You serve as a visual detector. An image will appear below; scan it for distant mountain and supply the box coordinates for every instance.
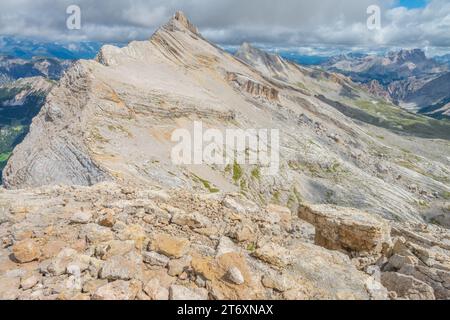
[323,49,446,85]
[398,72,450,119]
[0,56,72,83]
[434,53,450,66]
[0,36,104,60]
[322,49,450,119]
[277,53,329,66]
[235,42,293,78]
[235,43,450,137]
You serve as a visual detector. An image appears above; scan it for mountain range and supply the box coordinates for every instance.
[0,36,104,60]
[4,12,449,221]
[0,12,449,301]
[322,50,450,119]
[0,56,71,84]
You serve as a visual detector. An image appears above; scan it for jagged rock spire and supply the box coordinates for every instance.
[169,11,199,35]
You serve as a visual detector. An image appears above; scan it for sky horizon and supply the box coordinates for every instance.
[1,0,450,57]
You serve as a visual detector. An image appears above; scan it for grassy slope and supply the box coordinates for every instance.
[317,93,450,140]
[353,99,450,140]
[0,151,11,167]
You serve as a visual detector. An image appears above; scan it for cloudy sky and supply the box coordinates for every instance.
[1,0,450,55]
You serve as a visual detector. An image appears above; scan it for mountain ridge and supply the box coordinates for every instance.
[3,12,449,222]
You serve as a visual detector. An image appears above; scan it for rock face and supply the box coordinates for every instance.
[298,204,391,256]
[226,72,279,101]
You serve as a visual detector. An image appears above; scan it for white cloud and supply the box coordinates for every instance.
[0,0,449,54]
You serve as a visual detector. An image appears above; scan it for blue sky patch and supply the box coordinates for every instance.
[397,0,428,9]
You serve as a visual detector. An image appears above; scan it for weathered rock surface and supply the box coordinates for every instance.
[93,280,141,300]
[226,72,279,101]
[12,239,41,264]
[299,204,391,256]
[381,272,435,300]
[148,234,190,259]
[0,183,417,300]
[100,252,142,281]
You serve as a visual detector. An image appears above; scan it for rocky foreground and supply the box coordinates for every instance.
[0,183,449,300]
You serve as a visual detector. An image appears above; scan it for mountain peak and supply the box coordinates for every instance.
[240,42,252,50]
[237,42,262,56]
[388,48,427,64]
[235,42,291,77]
[168,11,199,35]
[236,42,285,65]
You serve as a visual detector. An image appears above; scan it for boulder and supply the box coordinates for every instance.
[290,242,374,300]
[143,251,170,267]
[95,240,135,260]
[80,224,114,244]
[93,280,141,300]
[12,239,41,263]
[46,248,89,276]
[20,273,41,290]
[144,278,169,300]
[148,234,190,259]
[225,266,245,285]
[169,285,208,300]
[168,256,192,277]
[299,204,391,255]
[70,211,92,224]
[381,272,435,300]
[253,243,292,268]
[261,273,295,292]
[171,211,211,229]
[399,264,450,300]
[100,252,142,281]
[0,276,20,300]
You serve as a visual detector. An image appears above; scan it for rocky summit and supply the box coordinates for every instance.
[0,12,449,300]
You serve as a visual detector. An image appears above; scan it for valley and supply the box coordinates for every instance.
[0,77,55,179]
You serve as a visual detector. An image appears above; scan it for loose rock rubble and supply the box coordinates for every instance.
[0,182,449,300]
